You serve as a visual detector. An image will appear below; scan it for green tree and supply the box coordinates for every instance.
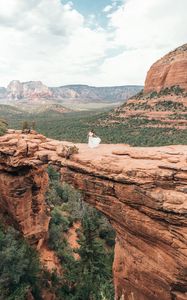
[45,170,115,299]
[31,121,36,130]
[60,209,114,300]
[0,227,41,300]
[22,120,29,131]
[0,119,7,136]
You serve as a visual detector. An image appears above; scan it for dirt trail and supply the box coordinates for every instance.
[67,222,81,259]
[39,244,62,274]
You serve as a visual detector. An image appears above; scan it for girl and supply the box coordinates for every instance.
[88,130,101,148]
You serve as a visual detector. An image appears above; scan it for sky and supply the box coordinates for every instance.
[0,0,186,87]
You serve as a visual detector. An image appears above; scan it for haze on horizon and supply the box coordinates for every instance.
[0,0,186,88]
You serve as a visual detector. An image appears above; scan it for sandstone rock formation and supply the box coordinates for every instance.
[144,44,187,93]
[111,93,187,130]
[7,80,52,100]
[0,131,187,299]
[60,144,187,300]
[109,44,187,130]
[0,131,77,246]
[0,133,49,246]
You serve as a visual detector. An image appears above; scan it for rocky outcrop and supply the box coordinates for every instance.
[111,93,187,130]
[0,131,77,246]
[108,44,187,129]
[60,145,187,300]
[144,44,187,93]
[0,132,50,246]
[7,80,52,100]
[0,131,187,299]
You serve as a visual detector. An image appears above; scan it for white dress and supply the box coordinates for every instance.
[88,132,101,148]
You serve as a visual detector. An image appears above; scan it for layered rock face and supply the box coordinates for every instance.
[0,132,50,245]
[0,131,187,299]
[7,80,52,100]
[144,44,187,93]
[0,165,49,245]
[109,44,187,129]
[60,145,187,300]
[0,131,78,245]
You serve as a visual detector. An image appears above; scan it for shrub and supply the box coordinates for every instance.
[51,207,71,230]
[170,85,185,95]
[22,120,29,130]
[53,182,65,200]
[105,232,116,247]
[99,228,116,247]
[31,121,36,130]
[99,228,109,239]
[154,100,185,112]
[0,119,7,136]
[47,166,60,181]
[149,91,158,98]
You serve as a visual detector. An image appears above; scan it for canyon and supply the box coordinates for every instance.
[0,130,187,300]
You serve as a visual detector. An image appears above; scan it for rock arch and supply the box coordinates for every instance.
[0,131,187,300]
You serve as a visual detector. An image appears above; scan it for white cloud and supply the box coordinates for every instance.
[90,48,167,86]
[0,0,110,86]
[98,0,187,85]
[103,5,113,13]
[0,0,186,87]
[109,0,187,49]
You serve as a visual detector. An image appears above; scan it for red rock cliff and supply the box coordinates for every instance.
[0,131,187,299]
[60,145,187,300]
[0,132,50,246]
[144,44,187,93]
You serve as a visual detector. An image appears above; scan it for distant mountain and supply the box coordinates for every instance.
[0,87,7,99]
[6,80,52,100]
[0,81,143,103]
[51,84,143,102]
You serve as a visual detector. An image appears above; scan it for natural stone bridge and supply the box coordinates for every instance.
[0,130,187,300]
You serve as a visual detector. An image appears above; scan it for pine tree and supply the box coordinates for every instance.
[60,208,114,300]
[0,227,41,299]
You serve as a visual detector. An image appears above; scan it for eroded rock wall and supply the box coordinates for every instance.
[0,131,187,299]
[144,44,187,93]
[0,166,49,245]
[0,131,78,246]
[60,165,187,300]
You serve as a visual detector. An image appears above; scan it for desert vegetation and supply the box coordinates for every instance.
[149,85,186,98]
[0,105,187,146]
[154,100,186,112]
[46,166,115,299]
[0,226,42,300]
[0,166,115,300]
[0,119,7,136]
